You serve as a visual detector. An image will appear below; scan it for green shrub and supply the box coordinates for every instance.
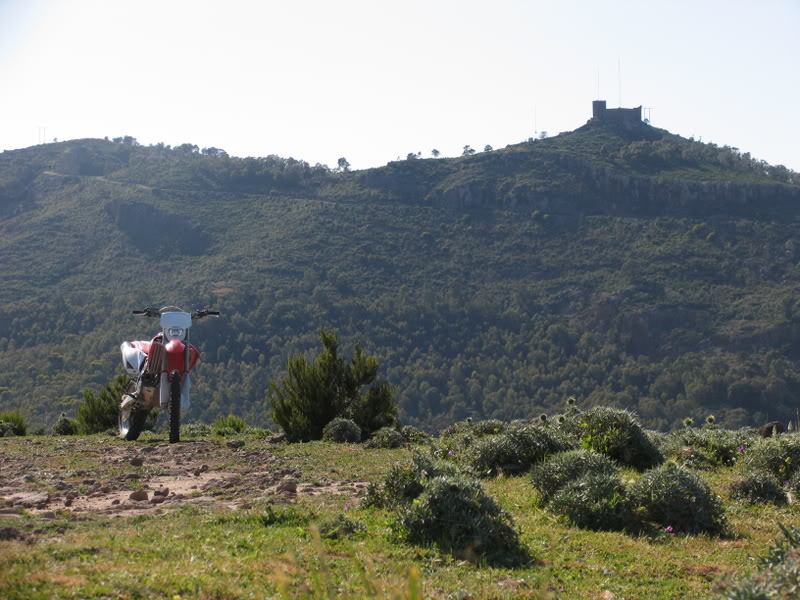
[728,471,787,505]
[557,406,662,470]
[213,414,248,434]
[318,513,366,540]
[530,449,619,505]
[629,463,726,535]
[789,470,800,499]
[721,525,800,599]
[76,374,128,434]
[742,435,800,480]
[469,424,565,476]
[664,427,756,467]
[399,425,431,445]
[322,417,361,443]
[364,427,404,449]
[0,411,28,436]
[52,412,77,436]
[440,418,507,439]
[549,472,635,531]
[270,329,397,442]
[364,453,471,509]
[181,423,212,437]
[396,474,527,565]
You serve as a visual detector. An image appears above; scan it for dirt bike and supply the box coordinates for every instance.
[119,306,219,443]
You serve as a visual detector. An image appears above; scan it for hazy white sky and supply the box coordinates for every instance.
[1,0,798,171]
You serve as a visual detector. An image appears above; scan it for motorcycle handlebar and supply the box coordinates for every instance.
[191,309,221,320]
[132,308,159,317]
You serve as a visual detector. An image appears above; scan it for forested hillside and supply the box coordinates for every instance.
[2,119,800,432]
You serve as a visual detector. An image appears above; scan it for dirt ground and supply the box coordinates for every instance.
[0,436,370,520]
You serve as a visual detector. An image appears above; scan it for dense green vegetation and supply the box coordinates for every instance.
[1,119,800,432]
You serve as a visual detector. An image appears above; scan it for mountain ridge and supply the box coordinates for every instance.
[2,121,800,432]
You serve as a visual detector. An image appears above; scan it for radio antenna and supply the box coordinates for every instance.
[618,59,622,106]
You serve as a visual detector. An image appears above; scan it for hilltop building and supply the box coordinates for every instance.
[590,100,642,128]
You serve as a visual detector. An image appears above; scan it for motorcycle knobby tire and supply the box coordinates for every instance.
[122,409,148,441]
[169,374,181,444]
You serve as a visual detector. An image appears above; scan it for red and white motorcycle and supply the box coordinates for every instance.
[119,306,219,443]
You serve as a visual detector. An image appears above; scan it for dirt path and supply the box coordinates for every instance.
[0,437,369,518]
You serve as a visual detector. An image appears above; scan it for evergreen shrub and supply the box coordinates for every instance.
[396,474,527,565]
[364,453,471,509]
[558,406,662,470]
[181,423,212,437]
[52,412,77,436]
[270,330,397,442]
[742,435,800,480]
[0,411,27,436]
[664,427,756,467]
[213,414,248,434]
[76,374,128,434]
[530,449,619,505]
[470,424,565,476]
[629,463,726,535]
[728,471,786,505]
[364,427,404,449]
[318,513,366,540]
[322,417,361,443]
[721,525,800,599]
[548,472,634,531]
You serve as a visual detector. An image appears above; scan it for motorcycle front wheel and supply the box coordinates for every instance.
[119,407,149,441]
[169,374,181,444]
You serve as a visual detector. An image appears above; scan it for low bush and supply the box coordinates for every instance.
[318,513,366,540]
[399,425,431,445]
[436,419,509,457]
[181,423,213,437]
[470,424,565,476]
[440,419,507,439]
[720,525,800,599]
[530,449,619,505]
[322,417,362,443]
[790,470,800,499]
[628,463,726,535]
[728,471,787,505]
[396,474,527,565]
[0,411,28,436]
[52,413,77,436]
[364,453,470,509]
[557,407,662,470]
[213,414,248,434]
[663,427,756,467]
[549,472,635,531]
[364,427,404,449]
[742,435,800,480]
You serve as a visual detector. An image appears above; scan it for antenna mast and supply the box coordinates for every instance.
[618,59,621,107]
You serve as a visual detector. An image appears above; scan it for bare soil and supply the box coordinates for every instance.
[0,437,370,518]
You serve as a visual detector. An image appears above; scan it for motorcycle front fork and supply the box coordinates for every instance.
[159,372,191,410]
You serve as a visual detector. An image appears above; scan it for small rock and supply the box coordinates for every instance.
[227,440,245,449]
[200,464,209,473]
[154,488,169,497]
[128,490,149,502]
[64,499,73,507]
[0,527,26,541]
[277,478,297,494]
[81,479,96,485]
[267,433,286,444]
[150,496,165,504]
[129,457,144,467]
[111,499,120,505]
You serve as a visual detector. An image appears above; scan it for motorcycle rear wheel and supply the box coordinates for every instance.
[119,407,148,441]
[169,375,181,443]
